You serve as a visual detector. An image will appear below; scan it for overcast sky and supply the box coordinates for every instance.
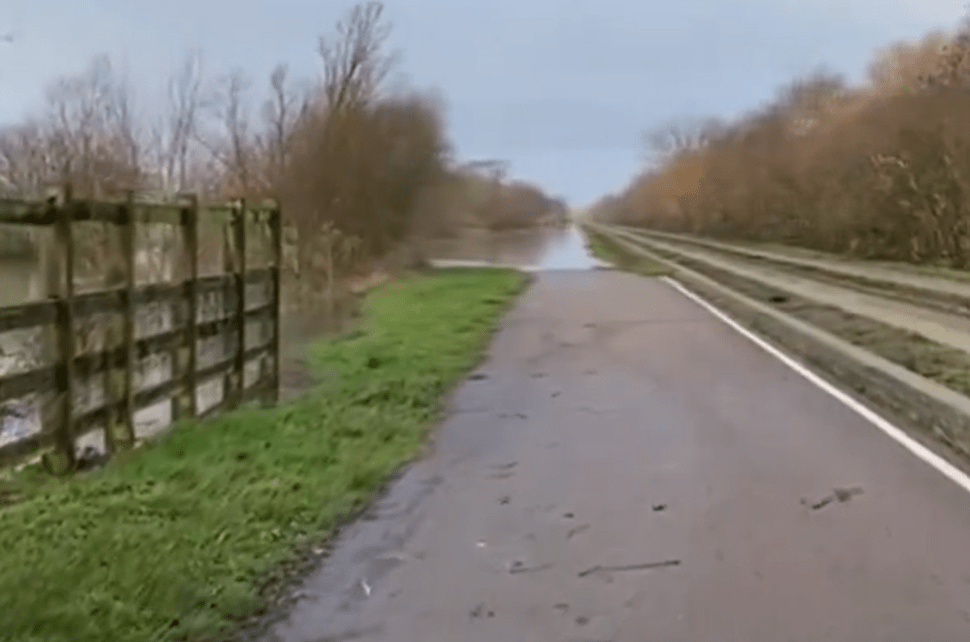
[0,0,966,206]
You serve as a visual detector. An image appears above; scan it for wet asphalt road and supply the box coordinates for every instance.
[265,270,970,642]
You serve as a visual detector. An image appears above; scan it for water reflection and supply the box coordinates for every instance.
[0,261,36,306]
[425,223,606,271]
[534,224,606,270]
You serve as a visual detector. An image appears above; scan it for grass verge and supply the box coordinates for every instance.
[582,227,671,277]
[0,267,527,642]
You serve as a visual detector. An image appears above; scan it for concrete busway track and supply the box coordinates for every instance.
[590,222,970,464]
[607,225,970,356]
[613,224,970,318]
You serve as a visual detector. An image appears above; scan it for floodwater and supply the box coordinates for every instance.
[424,223,607,271]
[0,253,271,460]
[0,223,602,461]
[1,260,37,306]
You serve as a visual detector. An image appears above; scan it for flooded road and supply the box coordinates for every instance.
[263,266,970,641]
[425,223,607,271]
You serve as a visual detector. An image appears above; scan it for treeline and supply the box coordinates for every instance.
[590,15,970,266]
[0,2,565,294]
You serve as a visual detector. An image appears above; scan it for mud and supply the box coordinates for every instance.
[260,270,970,642]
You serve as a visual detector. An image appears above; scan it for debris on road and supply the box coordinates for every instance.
[834,487,864,502]
[578,560,681,577]
[567,524,590,539]
[811,496,833,510]
[509,562,553,575]
[805,487,864,511]
[469,603,496,619]
[360,578,372,597]
[491,461,518,471]
[467,372,489,381]
[499,495,511,505]
[652,503,667,512]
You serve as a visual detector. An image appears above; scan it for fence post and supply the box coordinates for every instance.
[232,199,247,406]
[45,185,76,473]
[119,191,137,446]
[269,201,282,405]
[179,194,199,419]
[220,209,234,412]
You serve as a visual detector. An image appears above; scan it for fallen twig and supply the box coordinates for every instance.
[509,562,552,575]
[809,487,863,511]
[578,559,680,577]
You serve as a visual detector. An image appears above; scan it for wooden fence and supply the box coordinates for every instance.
[0,187,282,472]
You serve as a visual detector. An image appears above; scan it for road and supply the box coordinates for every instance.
[264,269,970,642]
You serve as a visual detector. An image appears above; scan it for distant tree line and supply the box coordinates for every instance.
[590,17,970,266]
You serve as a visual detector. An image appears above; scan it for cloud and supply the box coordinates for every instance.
[2,0,969,203]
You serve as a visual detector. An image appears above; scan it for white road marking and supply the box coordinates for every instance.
[662,275,970,496]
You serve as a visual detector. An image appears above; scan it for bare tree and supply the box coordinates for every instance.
[153,50,206,192]
[318,1,395,111]
[641,116,723,161]
[34,55,142,197]
[262,63,306,182]
[0,120,48,196]
[106,63,141,181]
[196,69,255,195]
[223,70,253,194]
[281,0,399,294]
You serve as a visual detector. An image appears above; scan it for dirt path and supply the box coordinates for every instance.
[263,270,970,642]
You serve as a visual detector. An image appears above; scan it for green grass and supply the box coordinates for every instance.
[0,267,527,642]
[582,227,672,277]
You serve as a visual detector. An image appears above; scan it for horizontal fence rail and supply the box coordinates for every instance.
[0,188,283,471]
